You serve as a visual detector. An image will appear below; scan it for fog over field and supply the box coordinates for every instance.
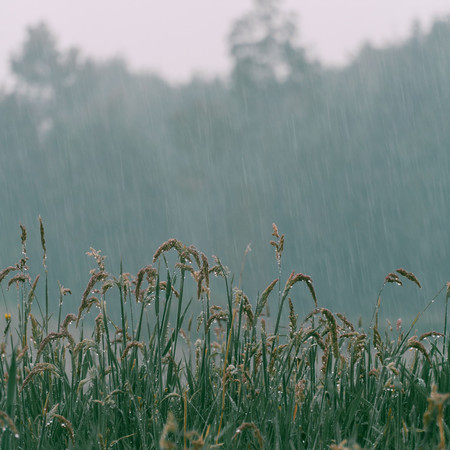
[0,0,449,327]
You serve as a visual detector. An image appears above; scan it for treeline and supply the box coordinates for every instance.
[0,1,448,321]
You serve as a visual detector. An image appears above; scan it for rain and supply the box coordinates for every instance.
[0,0,449,330]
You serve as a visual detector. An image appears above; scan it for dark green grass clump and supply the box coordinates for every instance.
[0,222,449,449]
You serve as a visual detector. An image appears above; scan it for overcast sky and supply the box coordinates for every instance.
[1,0,449,83]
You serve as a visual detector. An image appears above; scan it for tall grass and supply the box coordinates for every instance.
[0,222,448,449]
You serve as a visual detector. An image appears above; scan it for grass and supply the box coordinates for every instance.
[0,221,448,449]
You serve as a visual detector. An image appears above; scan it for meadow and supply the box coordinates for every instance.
[0,221,448,449]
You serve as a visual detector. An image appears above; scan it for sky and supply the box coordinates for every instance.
[1,0,450,83]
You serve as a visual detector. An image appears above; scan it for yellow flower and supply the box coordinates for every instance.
[4,313,11,321]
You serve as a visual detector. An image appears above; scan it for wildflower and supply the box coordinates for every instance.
[4,313,11,321]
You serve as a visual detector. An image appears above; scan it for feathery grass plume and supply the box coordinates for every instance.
[307,330,326,351]
[74,339,97,359]
[36,331,74,360]
[184,431,205,450]
[38,216,47,269]
[16,345,29,363]
[152,238,187,263]
[211,255,230,277]
[61,313,77,330]
[29,313,42,348]
[306,309,339,356]
[318,308,339,357]
[419,331,444,340]
[100,279,114,295]
[283,272,317,307]
[270,223,284,264]
[121,341,144,360]
[272,222,279,239]
[0,410,18,436]
[174,262,194,275]
[321,337,330,375]
[78,272,107,322]
[340,332,359,352]
[242,293,254,324]
[114,272,133,300]
[269,344,287,375]
[384,272,402,286]
[336,313,355,331]
[406,338,431,364]
[295,379,306,405]
[288,298,297,339]
[86,248,106,272]
[255,278,278,319]
[196,312,204,333]
[188,245,201,267]
[159,411,177,449]
[232,422,264,449]
[201,252,210,290]
[373,328,383,362]
[423,384,450,449]
[53,414,75,446]
[396,268,421,288]
[60,285,71,297]
[0,266,17,284]
[94,312,105,343]
[386,362,400,376]
[18,223,28,270]
[76,297,100,327]
[159,281,180,299]
[134,265,157,303]
[205,311,228,333]
[195,339,202,373]
[352,334,367,361]
[330,440,361,450]
[7,273,30,290]
[20,363,58,392]
[27,274,40,305]
[196,271,205,300]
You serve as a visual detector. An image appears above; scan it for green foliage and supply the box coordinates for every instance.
[0,224,448,448]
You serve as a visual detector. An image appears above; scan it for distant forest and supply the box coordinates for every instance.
[0,1,449,322]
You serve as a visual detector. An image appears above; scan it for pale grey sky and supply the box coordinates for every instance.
[1,0,449,83]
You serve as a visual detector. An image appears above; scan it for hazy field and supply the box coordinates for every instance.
[0,223,448,448]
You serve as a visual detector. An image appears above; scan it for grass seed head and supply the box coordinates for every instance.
[233,422,263,449]
[0,410,18,436]
[159,411,178,449]
[385,272,402,286]
[61,313,77,330]
[7,274,30,290]
[20,363,58,392]
[271,223,279,239]
[201,252,210,290]
[407,338,431,364]
[95,312,105,343]
[256,278,278,319]
[121,341,144,360]
[288,297,297,338]
[336,313,355,331]
[53,414,75,446]
[38,216,47,268]
[0,266,17,284]
[396,268,421,288]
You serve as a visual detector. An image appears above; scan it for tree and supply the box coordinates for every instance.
[228,0,309,88]
[11,23,81,94]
